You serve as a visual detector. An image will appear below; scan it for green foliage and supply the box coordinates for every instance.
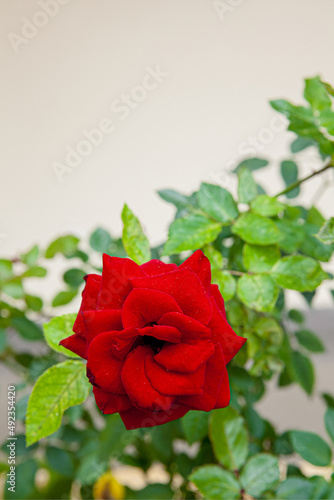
[289,430,332,466]
[209,407,249,470]
[45,235,79,259]
[237,274,279,312]
[237,167,258,203]
[190,466,241,499]
[250,195,285,216]
[121,204,151,264]
[316,217,334,245]
[239,454,279,497]
[26,360,91,445]
[197,183,239,222]
[181,410,209,445]
[43,314,79,357]
[243,244,280,272]
[163,214,222,255]
[272,255,327,291]
[232,212,281,245]
[325,408,334,442]
[295,329,325,353]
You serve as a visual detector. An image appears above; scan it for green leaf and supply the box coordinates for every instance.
[295,329,325,353]
[45,235,79,259]
[212,270,236,301]
[63,268,86,288]
[325,407,334,442]
[190,465,241,500]
[25,294,43,311]
[280,161,300,198]
[22,266,47,278]
[21,245,39,266]
[243,244,280,272]
[0,259,13,281]
[203,245,223,270]
[322,393,334,409]
[46,446,75,477]
[209,407,248,470]
[276,219,305,253]
[271,99,333,155]
[157,189,191,209]
[240,454,279,497]
[233,157,269,172]
[2,278,24,298]
[181,410,209,444]
[121,204,150,264]
[89,228,113,252]
[197,183,239,223]
[238,167,258,203]
[52,290,77,307]
[304,76,331,111]
[133,484,174,499]
[237,275,278,312]
[288,309,304,323]
[254,317,283,344]
[289,430,332,466]
[163,215,222,255]
[232,213,281,245]
[11,316,43,341]
[43,314,79,358]
[319,109,334,135]
[290,137,314,153]
[291,351,315,395]
[276,477,315,499]
[272,256,327,291]
[251,195,285,217]
[26,360,90,446]
[315,217,334,245]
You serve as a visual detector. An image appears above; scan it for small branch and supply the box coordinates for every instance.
[226,270,245,276]
[275,162,333,198]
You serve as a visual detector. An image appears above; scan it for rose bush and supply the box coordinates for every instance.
[60,250,246,429]
[1,76,334,500]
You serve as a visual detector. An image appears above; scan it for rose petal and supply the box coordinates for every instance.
[214,362,231,409]
[122,346,173,411]
[210,284,226,318]
[141,260,177,276]
[145,356,205,396]
[119,403,190,430]
[73,274,102,337]
[93,387,132,413]
[102,328,138,359]
[82,309,123,345]
[138,325,182,343]
[209,297,246,364]
[60,333,86,359]
[131,268,212,324]
[158,312,211,341]
[122,288,182,329]
[179,249,211,294]
[154,340,215,373]
[98,255,145,310]
[181,344,228,411]
[86,331,126,393]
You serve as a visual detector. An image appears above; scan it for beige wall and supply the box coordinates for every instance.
[1,0,334,308]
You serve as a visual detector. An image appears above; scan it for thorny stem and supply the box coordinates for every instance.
[275,161,333,197]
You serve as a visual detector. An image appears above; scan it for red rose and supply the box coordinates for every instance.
[60,250,246,429]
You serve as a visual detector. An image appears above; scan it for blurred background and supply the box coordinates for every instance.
[1,0,334,470]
